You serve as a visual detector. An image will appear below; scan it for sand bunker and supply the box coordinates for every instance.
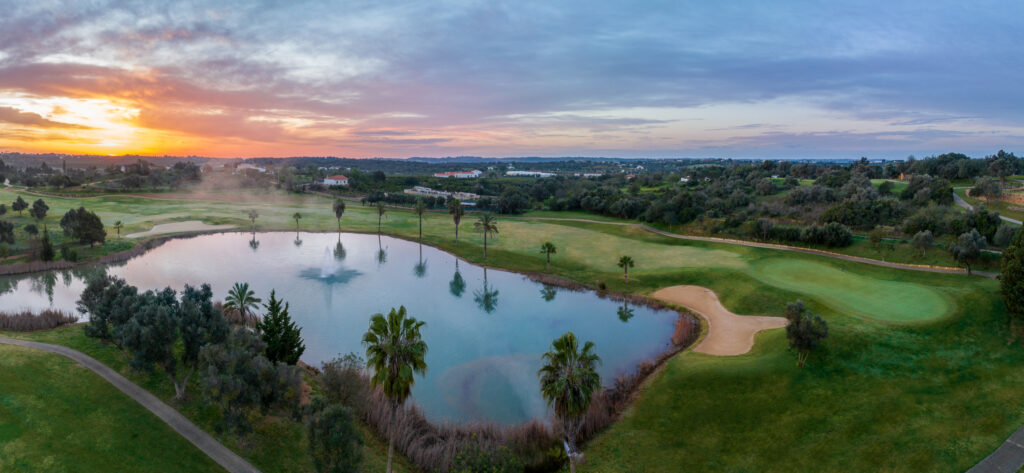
[125,221,235,239]
[652,285,787,356]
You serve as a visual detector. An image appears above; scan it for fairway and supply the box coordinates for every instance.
[750,258,953,322]
[0,344,222,473]
[490,220,749,272]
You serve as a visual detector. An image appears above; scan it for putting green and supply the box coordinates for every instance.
[750,258,952,322]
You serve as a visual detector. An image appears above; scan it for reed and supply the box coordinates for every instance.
[0,309,78,332]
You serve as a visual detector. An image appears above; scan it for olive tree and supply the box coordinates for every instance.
[785,300,828,368]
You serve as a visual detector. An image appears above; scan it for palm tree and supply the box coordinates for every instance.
[248,209,259,231]
[474,213,499,261]
[540,241,557,271]
[362,306,427,473]
[448,199,464,246]
[376,202,387,234]
[413,199,426,240]
[618,255,635,283]
[538,332,602,473]
[332,200,346,233]
[292,212,302,230]
[224,282,262,324]
[113,220,123,239]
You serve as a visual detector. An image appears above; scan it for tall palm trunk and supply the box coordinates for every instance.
[455,225,459,246]
[624,267,629,283]
[387,401,398,473]
[483,231,488,260]
[418,215,422,239]
[546,253,550,270]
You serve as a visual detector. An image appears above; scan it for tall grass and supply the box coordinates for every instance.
[0,309,78,332]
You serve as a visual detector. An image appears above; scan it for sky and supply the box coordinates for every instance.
[0,0,1022,159]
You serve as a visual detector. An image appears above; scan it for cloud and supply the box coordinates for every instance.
[0,0,1021,157]
[0,106,92,129]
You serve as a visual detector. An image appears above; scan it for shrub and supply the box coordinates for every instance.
[60,244,80,262]
[200,328,302,434]
[307,399,363,473]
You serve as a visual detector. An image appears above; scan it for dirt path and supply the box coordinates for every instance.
[0,337,259,473]
[651,286,787,356]
[126,221,236,239]
[514,216,998,278]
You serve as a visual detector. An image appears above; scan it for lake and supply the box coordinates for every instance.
[0,231,679,425]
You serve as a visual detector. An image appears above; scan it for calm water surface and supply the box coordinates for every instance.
[0,232,678,424]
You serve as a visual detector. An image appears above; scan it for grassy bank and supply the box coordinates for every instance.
[1,326,413,473]
[0,343,223,473]
[584,263,1020,472]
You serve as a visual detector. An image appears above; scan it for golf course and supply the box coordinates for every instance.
[0,186,1019,472]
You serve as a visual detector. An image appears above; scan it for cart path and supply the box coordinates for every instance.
[0,337,260,473]
[512,216,997,278]
[965,424,1024,473]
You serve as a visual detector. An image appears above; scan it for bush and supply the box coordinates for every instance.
[307,399,363,473]
[320,353,367,410]
[199,328,302,434]
[60,244,79,262]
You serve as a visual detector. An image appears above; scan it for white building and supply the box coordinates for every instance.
[506,170,555,178]
[236,163,266,173]
[433,170,482,179]
[404,186,479,200]
[323,174,349,186]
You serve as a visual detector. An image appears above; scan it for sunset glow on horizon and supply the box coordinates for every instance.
[1,1,1022,159]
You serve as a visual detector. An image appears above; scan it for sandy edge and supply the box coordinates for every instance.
[126,221,236,239]
[651,285,787,356]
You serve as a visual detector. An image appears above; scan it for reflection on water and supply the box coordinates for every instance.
[540,285,558,302]
[413,244,427,278]
[0,231,677,425]
[449,263,466,298]
[617,302,635,322]
[473,268,500,313]
[333,241,346,260]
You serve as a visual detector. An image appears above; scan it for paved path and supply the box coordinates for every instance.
[953,189,1023,225]
[966,425,1024,473]
[513,217,998,278]
[0,337,260,473]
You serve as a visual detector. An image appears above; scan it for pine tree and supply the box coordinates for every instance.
[1001,226,1024,325]
[257,290,306,365]
[40,227,55,261]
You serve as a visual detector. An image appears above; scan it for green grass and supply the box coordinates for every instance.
[1,187,1020,472]
[750,258,953,322]
[2,326,413,473]
[0,344,223,473]
[585,270,1023,472]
